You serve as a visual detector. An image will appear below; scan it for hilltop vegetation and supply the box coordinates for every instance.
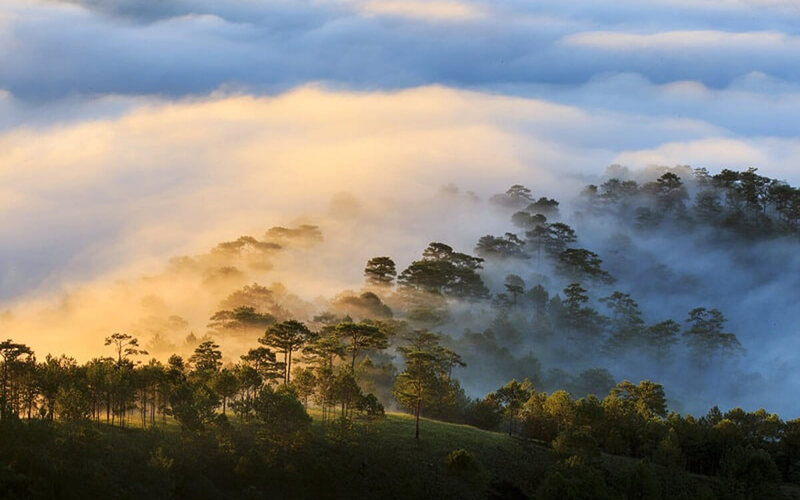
[1,408,798,499]
[1,166,800,497]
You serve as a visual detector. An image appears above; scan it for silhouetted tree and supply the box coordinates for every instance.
[335,321,388,370]
[261,320,314,384]
[364,257,397,287]
[503,274,525,305]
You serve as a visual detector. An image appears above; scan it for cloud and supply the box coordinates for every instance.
[2,84,800,365]
[562,30,800,51]
[498,72,800,138]
[3,0,800,415]
[0,85,588,360]
[658,0,800,11]
[6,0,800,102]
[614,137,800,180]
[0,86,568,302]
[351,0,484,21]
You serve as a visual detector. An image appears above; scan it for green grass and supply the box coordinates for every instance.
[298,411,800,499]
[80,410,800,498]
[297,411,553,498]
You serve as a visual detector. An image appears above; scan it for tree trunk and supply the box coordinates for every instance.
[1,361,7,420]
[284,351,289,385]
[287,349,292,384]
[141,389,146,428]
[415,398,420,440]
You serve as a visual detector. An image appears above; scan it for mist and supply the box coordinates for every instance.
[1,86,799,417]
[3,0,800,421]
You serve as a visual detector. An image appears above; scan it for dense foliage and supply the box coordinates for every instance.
[2,167,800,497]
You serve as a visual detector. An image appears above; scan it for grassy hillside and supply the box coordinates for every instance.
[305,412,800,499]
[303,412,546,498]
[295,412,792,499]
[1,412,799,499]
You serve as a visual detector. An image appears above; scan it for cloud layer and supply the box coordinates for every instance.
[2,0,800,413]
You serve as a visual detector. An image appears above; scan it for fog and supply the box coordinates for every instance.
[1,88,798,418]
[2,0,800,418]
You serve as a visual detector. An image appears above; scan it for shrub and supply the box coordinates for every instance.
[357,393,385,418]
[445,449,480,475]
[552,427,601,464]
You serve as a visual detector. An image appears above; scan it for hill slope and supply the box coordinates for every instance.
[1,412,799,499]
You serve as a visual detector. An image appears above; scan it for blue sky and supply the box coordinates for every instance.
[3,0,800,134]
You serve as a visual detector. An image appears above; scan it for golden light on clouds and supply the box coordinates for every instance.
[562,30,799,51]
[352,0,484,21]
[0,85,570,360]
[1,83,794,361]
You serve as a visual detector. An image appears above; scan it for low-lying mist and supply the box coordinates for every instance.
[1,86,799,417]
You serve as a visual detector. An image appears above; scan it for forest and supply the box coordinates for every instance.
[1,166,800,499]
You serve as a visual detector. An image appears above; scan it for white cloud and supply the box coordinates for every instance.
[562,30,800,51]
[349,0,484,21]
[3,84,800,322]
[614,137,800,180]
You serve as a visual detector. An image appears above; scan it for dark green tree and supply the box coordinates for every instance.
[207,306,275,334]
[503,274,525,305]
[104,333,147,369]
[334,321,389,370]
[364,256,397,287]
[490,184,534,208]
[393,330,459,439]
[398,243,489,299]
[644,320,680,359]
[0,340,33,419]
[189,340,223,376]
[210,368,239,415]
[601,292,644,352]
[684,308,742,362]
[475,233,527,259]
[241,346,284,385]
[556,248,615,284]
[495,379,533,436]
[260,321,314,384]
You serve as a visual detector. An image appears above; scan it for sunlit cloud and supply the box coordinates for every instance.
[614,137,800,180]
[2,83,800,363]
[658,0,800,11]
[351,0,484,21]
[562,30,800,51]
[2,0,800,415]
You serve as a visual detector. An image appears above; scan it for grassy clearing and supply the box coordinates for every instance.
[78,410,800,498]
[299,411,800,499]
[297,411,553,498]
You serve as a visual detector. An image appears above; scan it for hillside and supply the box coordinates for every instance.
[304,413,800,499]
[2,411,798,499]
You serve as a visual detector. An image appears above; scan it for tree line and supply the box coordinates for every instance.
[464,376,800,496]
[0,312,469,442]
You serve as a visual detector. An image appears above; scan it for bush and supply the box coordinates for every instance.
[652,428,685,469]
[536,460,615,500]
[445,449,480,475]
[465,396,503,430]
[356,393,385,418]
[552,427,601,464]
[625,460,661,499]
[720,445,780,484]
